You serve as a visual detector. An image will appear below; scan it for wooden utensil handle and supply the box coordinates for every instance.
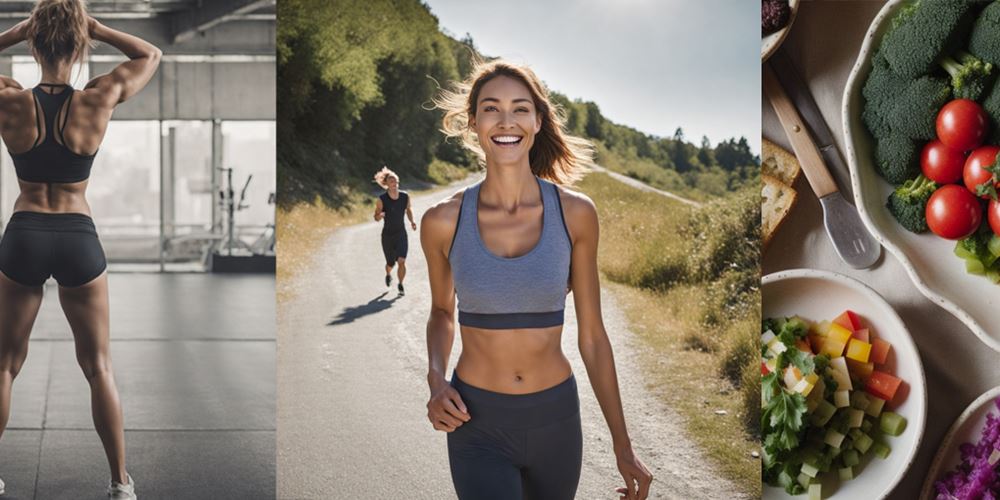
[763,62,839,198]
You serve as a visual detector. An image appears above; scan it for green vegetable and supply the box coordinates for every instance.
[969,1,1000,66]
[983,74,1000,145]
[874,133,921,185]
[873,441,892,459]
[892,76,953,140]
[879,0,976,79]
[939,50,995,101]
[886,175,937,233]
[838,466,855,481]
[880,412,908,437]
[762,372,808,453]
[842,448,860,467]
[956,224,1000,282]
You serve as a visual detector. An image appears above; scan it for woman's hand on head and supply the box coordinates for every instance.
[87,16,100,36]
[426,377,470,432]
[12,19,29,41]
[614,446,653,500]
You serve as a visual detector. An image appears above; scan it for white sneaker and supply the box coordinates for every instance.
[108,473,135,499]
[1,476,5,495]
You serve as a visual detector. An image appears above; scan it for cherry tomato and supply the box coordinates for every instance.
[990,199,1000,237]
[921,139,967,184]
[936,99,989,152]
[964,145,1000,199]
[925,184,983,240]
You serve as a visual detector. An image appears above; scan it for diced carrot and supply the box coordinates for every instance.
[870,338,892,365]
[866,371,902,401]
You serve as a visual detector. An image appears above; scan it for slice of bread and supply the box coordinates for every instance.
[763,138,802,186]
[762,173,798,248]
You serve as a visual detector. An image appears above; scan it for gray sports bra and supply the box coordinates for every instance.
[448,177,572,329]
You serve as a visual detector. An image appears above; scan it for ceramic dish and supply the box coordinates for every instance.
[841,0,1000,353]
[762,269,927,500]
[762,0,800,62]
[919,385,1000,500]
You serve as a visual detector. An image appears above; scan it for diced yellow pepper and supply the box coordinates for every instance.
[813,320,832,336]
[845,338,872,363]
[821,323,853,357]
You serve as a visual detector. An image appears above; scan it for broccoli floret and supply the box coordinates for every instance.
[863,53,910,139]
[970,1,1000,66]
[984,75,1000,145]
[875,133,920,185]
[880,0,975,79]
[886,175,937,233]
[939,51,995,101]
[891,76,951,140]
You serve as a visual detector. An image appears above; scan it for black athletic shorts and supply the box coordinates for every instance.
[381,230,408,266]
[447,372,582,500]
[0,212,107,287]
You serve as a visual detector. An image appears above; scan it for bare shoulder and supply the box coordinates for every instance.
[555,184,598,235]
[80,76,120,109]
[422,189,464,230]
[0,82,29,113]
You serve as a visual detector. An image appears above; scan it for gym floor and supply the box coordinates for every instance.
[0,273,275,500]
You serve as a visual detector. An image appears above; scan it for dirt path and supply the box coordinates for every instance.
[276,174,745,499]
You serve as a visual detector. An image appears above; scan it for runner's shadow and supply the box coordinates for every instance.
[327,292,401,326]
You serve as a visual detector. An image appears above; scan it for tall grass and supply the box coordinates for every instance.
[578,172,760,492]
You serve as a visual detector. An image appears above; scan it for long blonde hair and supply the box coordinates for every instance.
[433,59,594,185]
[373,166,399,189]
[26,0,92,66]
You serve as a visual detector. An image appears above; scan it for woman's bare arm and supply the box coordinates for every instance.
[0,21,27,93]
[561,187,652,500]
[421,193,470,432]
[84,17,161,106]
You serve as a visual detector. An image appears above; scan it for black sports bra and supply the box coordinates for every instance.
[9,83,96,183]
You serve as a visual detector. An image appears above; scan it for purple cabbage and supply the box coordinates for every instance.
[934,398,1000,500]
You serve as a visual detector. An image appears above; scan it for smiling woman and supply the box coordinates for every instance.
[421,59,653,500]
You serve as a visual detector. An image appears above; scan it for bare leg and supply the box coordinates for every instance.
[58,273,127,485]
[385,264,393,276]
[0,273,43,441]
[397,258,406,284]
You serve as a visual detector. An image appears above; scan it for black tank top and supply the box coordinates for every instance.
[379,191,408,235]
[10,83,96,183]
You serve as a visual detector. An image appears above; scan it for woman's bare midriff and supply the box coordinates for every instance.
[13,178,91,215]
[455,324,573,394]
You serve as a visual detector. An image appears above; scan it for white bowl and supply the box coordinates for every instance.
[842,0,1000,353]
[762,0,800,62]
[762,269,927,500]
[920,385,1000,500]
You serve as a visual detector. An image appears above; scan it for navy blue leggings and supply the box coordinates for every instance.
[0,212,106,287]
[447,372,582,500]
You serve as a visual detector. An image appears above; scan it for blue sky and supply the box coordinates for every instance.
[423,0,760,153]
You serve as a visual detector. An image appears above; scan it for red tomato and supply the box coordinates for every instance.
[925,185,983,239]
[964,146,1000,199]
[937,99,989,152]
[921,139,967,184]
[990,199,1000,236]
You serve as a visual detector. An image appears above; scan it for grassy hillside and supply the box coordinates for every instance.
[577,172,759,494]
